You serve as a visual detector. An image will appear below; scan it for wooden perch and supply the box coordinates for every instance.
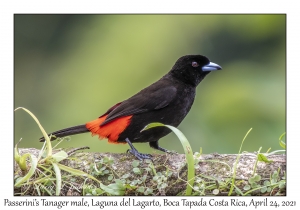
[14,148,286,196]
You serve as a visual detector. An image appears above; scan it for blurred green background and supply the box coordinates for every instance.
[14,14,286,155]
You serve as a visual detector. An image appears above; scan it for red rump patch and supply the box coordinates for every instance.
[85,115,132,144]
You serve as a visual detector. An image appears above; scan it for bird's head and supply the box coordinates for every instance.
[170,55,222,86]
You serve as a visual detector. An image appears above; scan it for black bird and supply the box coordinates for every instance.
[40,55,222,160]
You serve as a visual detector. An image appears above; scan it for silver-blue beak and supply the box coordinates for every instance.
[202,62,222,71]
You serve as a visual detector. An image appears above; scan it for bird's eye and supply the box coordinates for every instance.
[192,61,199,67]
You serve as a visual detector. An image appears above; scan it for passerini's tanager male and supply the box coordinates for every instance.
[39,55,222,160]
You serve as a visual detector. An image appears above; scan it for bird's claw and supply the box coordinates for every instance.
[127,149,152,161]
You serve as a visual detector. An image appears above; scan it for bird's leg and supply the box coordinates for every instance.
[149,141,171,153]
[125,138,152,160]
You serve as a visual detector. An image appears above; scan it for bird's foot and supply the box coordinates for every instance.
[125,138,152,161]
[155,147,177,154]
[126,149,152,161]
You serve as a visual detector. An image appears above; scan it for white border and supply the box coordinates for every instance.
[1,0,299,209]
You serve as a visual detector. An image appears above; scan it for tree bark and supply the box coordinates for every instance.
[14,148,286,196]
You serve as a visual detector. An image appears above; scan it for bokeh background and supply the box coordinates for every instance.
[14,14,286,155]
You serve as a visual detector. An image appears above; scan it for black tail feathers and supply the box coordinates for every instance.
[39,124,89,142]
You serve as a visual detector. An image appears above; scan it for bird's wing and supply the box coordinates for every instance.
[101,85,177,125]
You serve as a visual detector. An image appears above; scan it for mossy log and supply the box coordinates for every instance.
[14,148,286,196]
